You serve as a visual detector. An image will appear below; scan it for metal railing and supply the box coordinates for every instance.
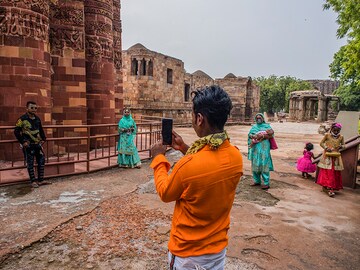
[0,122,162,185]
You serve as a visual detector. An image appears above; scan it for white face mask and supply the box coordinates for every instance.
[331,130,340,138]
[256,118,263,124]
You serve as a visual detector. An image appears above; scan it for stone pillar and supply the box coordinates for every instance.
[137,59,141,76]
[85,0,116,126]
[0,0,51,160]
[310,100,316,120]
[317,96,326,122]
[50,0,87,126]
[289,98,294,120]
[299,97,305,121]
[113,0,123,121]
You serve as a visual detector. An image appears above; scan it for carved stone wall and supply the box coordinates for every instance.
[0,0,122,124]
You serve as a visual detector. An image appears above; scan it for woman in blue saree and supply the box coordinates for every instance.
[248,113,274,189]
[117,108,141,168]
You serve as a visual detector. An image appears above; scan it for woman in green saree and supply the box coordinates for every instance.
[117,108,141,168]
[248,113,274,189]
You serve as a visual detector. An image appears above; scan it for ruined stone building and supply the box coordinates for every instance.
[0,0,123,129]
[122,43,260,123]
[305,80,340,95]
[289,90,340,122]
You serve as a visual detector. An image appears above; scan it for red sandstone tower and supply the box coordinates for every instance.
[0,0,123,159]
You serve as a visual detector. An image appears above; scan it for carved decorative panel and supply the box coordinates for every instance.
[50,27,84,54]
[85,21,111,36]
[0,8,49,41]
[84,0,113,19]
[114,50,121,69]
[85,36,113,59]
[0,0,49,17]
[50,6,84,26]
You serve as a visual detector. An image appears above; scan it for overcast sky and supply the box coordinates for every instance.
[121,0,346,80]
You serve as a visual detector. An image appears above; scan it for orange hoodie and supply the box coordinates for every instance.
[150,140,243,257]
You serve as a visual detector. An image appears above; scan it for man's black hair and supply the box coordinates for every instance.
[26,101,36,107]
[191,85,233,130]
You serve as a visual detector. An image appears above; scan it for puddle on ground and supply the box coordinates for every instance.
[0,184,33,201]
[41,190,102,205]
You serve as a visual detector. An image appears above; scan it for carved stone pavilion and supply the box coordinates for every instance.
[289,90,340,122]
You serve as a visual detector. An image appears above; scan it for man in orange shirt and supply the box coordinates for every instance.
[150,85,243,270]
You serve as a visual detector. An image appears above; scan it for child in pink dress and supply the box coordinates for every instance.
[296,142,317,178]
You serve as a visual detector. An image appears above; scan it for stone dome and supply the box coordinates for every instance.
[224,73,237,79]
[127,43,148,51]
[192,70,213,80]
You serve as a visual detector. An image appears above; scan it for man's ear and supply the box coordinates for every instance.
[196,113,204,126]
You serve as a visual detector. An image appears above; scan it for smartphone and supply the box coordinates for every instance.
[162,118,173,145]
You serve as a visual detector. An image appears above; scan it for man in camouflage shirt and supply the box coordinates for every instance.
[14,101,48,188]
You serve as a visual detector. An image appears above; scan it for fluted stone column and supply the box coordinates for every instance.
[113,0,123,121]
[84,0,116,126]
[318,96,326,122]
[0,0,51,159]
[50,0,87,126]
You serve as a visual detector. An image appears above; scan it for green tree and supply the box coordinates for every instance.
[324,0,360,111]
[255,76,311,113]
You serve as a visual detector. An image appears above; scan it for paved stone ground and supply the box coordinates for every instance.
[0,122,359,269]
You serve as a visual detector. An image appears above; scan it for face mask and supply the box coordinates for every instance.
[256,119,263,124]
[331,131,339,138]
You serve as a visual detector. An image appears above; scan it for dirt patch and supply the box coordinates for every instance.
[1,193,171,270]
[234,174,299,207]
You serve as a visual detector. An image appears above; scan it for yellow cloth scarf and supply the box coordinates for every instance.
[186,131,229,155]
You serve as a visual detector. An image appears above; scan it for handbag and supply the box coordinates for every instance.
[325,151,341,157]
[269,137,278,150]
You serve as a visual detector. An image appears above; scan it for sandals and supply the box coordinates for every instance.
[250,183,270,190]
[322,187,335,197]
[38,181,52,186]
[31,182,39,188]
[250,183,261,186]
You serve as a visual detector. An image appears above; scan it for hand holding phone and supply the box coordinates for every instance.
[162,118,173,145]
